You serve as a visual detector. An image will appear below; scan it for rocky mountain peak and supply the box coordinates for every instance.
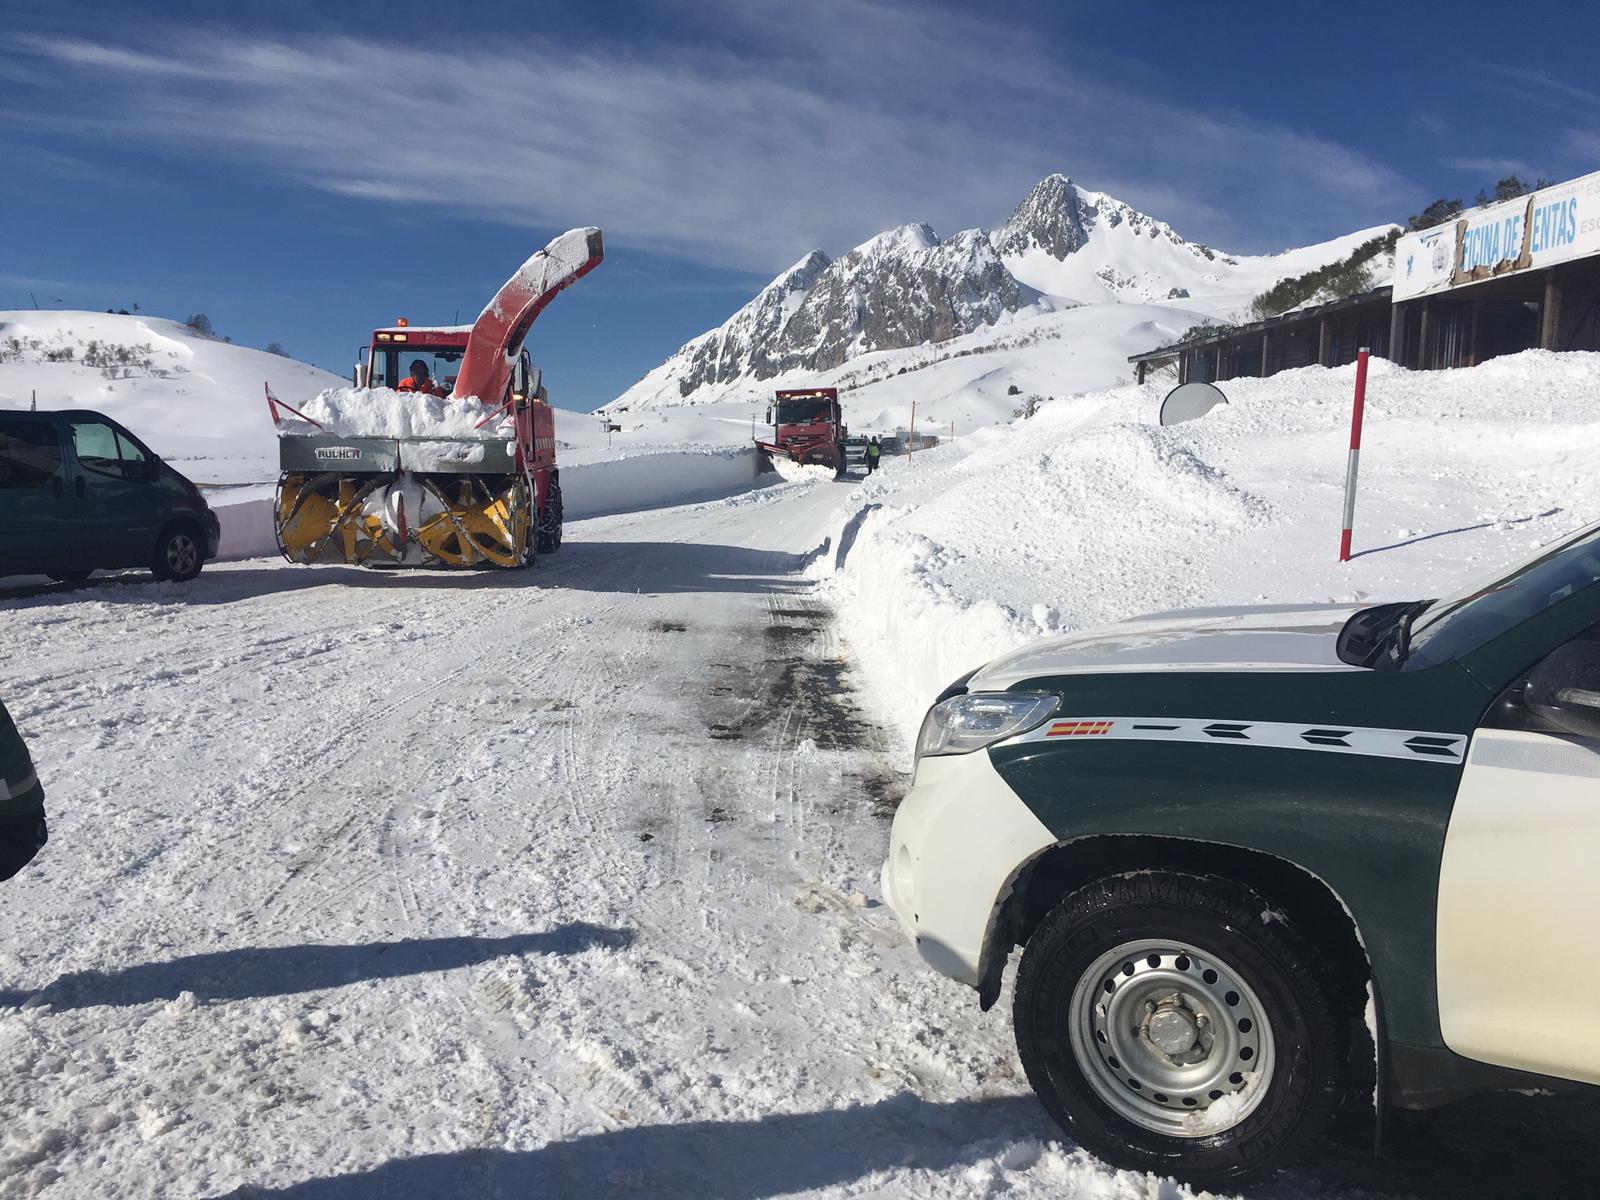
[993,174,1217,264]
[607,172,1253,410]
[851,221,941,260]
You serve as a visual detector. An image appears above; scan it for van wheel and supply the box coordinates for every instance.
[153,525,204,582]
[1013,870,1345,1190]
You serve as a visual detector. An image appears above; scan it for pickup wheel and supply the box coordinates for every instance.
[1013,870,1345,1190]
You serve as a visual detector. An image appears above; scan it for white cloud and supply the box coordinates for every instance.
[5,10,1416,272]
[1443,156,1540,180]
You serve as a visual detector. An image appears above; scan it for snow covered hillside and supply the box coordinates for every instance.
[0,311,345,486]
[818,349,1600,738]
[607,175,1395,427]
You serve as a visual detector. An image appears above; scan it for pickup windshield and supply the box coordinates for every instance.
[1401,520,1600,669]
[775,400,833,425]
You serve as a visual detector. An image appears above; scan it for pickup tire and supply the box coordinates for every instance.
[1013,870,1345,1190]
[152,522,205,582]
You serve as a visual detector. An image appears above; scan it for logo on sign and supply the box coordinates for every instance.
[314,446,363,461]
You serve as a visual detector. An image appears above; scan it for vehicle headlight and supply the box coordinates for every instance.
[914,691,1060,762]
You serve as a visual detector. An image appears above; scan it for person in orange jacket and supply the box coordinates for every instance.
[397,359,449,398]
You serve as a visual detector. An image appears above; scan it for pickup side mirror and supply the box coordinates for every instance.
[764,407,772,424]
[1525,640,1600,739]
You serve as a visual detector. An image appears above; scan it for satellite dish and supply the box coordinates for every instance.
[1160,381,1228,426]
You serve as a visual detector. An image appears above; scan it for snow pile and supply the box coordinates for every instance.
[770,457,841,484]
[820,350,1600,736]
[286,387,511,439]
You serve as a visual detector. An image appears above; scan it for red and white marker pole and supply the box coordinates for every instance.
[1338,348,1370,562]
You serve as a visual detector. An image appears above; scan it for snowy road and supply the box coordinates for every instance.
[2,476,1596,1199]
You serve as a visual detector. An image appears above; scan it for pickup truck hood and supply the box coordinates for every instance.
[968,603,1369,691]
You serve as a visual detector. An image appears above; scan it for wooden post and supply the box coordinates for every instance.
[1318,318,1332,367]
[1541,270,1564,349]
[1136,360,1147,385]
[1388,300,1405,365]
[1215,343,1225,381]
[1468,297,1482,367]
[1418,300,1434,370]
[1260,331,1272,377]
[908,398,916,463]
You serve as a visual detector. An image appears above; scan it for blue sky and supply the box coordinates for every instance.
[2,0,1596,411]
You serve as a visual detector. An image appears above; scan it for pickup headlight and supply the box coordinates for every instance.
[914,691,1060,762]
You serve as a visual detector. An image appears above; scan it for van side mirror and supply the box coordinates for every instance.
[1525,640,1600,739]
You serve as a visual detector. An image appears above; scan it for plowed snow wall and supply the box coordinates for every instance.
[561,447,769,519]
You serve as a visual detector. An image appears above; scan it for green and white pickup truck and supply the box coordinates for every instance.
[883,519,1600,1188]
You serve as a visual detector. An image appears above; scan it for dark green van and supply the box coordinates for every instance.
[1,408,219,583]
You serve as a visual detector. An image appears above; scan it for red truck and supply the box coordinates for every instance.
[270,228,602,568]
[756,387,847,474]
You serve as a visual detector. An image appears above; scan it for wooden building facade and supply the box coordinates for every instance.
[1128,289,1395,386]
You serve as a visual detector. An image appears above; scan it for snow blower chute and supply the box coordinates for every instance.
[269,227,603,568]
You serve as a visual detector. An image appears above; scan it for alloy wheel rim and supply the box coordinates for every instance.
[1067,937,1276,1137]
[168,535,198,575]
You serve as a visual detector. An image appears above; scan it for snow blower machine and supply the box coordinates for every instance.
[756,387,847,475]
[269,228,602,568]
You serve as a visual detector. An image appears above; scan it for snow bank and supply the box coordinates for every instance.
[288,387,511,438]
[819,350,1600,739]
[563,447,771,520]
[213,498,277,561]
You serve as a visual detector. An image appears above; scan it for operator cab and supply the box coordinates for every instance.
[358,328,540,405]
[768,388,839,429]
[360,328,468,394]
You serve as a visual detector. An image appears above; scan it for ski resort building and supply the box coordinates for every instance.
[1128,287,1393,385]
[1131,170,1600,385]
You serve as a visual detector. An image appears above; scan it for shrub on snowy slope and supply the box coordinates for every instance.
[820,350,1600,736]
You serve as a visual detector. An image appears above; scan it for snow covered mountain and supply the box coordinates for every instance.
[607,175,1395,415]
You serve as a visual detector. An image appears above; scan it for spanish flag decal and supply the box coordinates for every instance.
[1045,720,1114,737]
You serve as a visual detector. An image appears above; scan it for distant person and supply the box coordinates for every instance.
[866,436,882,475]
[397,360,449,397]
[0,699,47,882]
